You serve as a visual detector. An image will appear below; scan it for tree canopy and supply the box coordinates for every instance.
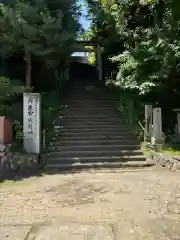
[0,0,81,86]
[85,0,180,99]
[82,0,180,134]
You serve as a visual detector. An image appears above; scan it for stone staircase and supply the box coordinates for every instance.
[47,82,154,170]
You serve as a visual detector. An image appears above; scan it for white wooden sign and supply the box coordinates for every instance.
[23,93,41,153]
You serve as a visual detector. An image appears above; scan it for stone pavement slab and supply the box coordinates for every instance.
[0,226,31,240]
[112,219,180,240]
[27,225,113,240]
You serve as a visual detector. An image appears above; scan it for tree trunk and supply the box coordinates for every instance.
[25,49,31,88]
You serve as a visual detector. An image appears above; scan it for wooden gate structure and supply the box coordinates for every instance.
[64,40,103,81]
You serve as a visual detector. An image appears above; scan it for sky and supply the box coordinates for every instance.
[78,0,91,31]
[72,0,91,56]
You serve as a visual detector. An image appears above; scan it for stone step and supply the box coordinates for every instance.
[55,132,133,138]
[58,113,122,117]
[55,129,132,135]
[58,122,127,127]
[62,103,116,106]
[55,125,130,131]
[52,144,140,151]
[54,124,129,130]
[48,155,146,165]
[53,135,136,141]
[67,98,111,101]
[65,111,119,115]
[65,107,118,111]
[60,116,124,122]
[55,132,134,138]
[57,122,128,127]
[46,84,147,170]
[58,115,124,120]
[64,114,122,119]
[68,100,115,104]
[67,91,108,95]
[58,118,126,124]
[46,161,155,171]
[61,118,126,123]
[52,139,139,146]
[55,119,126,124]
[64,110,119,115]
[65,102,116,106]
[59,108,117,111]
[68,104,116,108]
[58,124,128,129]
[49,149,143,157]
[60,122,127,128]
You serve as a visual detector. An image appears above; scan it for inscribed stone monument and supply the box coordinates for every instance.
[23,93,41,153]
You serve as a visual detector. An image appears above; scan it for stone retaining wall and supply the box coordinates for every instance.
[152,151,180,171]
[0,144,46,180]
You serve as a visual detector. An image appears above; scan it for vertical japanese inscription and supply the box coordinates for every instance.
[28,95,34,136]
[34,95,38,137]
[23,93,41,153]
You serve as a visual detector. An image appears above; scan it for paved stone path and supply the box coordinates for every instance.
[0,225,112,239]
[1,167,180,239]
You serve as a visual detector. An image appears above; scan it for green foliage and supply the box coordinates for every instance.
[86,0,180,94]
[0,0,82,149]
[109,81,145,139]
[0,76,26,142]
[41,91,60,130]
[12,120,23,142]
[0,76,25,115]
[79,29,97,65]
[85,0,180,134]
[88,52,96,65]
[0,0,80,86]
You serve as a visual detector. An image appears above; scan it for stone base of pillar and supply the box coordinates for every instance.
[144,136,151,143]
[151,136,165,151]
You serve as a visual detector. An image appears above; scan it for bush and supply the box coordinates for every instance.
[41,91,60,130]
[0,76,25,115]
[0,77,26,142]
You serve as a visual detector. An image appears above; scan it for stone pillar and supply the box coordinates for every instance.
[97,45,102,81]
[64,66,69,81]
[144,105,153,142]
[23,93,41,154]
[151,107,164,145]
[177,112,180,135]
[173,109,180,135]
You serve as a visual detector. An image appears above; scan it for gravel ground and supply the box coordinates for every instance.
[1,167,180,239]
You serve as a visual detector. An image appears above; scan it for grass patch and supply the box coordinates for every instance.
[141,141,180,156]
[157,145,180,156]
[141,142,153,157]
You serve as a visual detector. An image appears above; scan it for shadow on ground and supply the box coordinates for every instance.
[0,162,149,183]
